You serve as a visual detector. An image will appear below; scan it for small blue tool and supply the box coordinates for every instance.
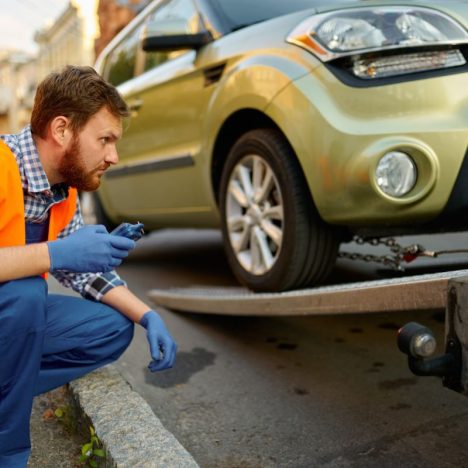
[110,222,145,241]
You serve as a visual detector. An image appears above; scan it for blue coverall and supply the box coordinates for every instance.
[0,222,134,466]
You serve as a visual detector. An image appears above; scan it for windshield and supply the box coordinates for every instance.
[213,0,357,30]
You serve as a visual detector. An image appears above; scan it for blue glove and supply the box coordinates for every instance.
[48,225,135,273]
[140,310,177,372]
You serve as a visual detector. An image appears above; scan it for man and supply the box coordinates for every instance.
[0,66,177,466]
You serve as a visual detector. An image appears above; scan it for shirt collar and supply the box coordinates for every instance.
[17,125,52,194]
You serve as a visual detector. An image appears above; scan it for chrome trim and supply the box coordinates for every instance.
[105,154,194,178]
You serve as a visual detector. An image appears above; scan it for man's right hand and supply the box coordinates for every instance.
[47,225,135,273]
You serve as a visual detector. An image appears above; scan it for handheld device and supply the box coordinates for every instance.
[110,222,145,241]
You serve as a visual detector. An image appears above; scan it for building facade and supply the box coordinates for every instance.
[95,0,151,57]
[35,0,100,81]
[0,51,35,134]
[0,0,150,133]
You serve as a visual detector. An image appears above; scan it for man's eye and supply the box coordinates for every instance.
[101,137,109,144]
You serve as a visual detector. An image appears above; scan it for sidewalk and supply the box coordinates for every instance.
[29,386,85,467]
[28,365,199,468]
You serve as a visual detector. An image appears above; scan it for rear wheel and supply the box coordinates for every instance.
[219,128,339,292]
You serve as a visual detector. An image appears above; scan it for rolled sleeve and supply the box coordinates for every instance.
[51,270,126,301]
[82,271,127,301]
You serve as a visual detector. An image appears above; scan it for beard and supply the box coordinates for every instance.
[58,135,106,192]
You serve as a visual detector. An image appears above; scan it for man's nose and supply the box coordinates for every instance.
[106,145,119,165]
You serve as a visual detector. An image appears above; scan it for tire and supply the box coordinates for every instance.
[79,191,117,230]
[219,128,339,292]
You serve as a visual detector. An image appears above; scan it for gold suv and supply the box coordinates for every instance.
[93,0,468,291]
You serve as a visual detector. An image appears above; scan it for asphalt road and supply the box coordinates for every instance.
[51,229,468,467]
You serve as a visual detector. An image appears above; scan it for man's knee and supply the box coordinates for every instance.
[107,308,134,354]
[113,317,134,359]
[85,303,134,361]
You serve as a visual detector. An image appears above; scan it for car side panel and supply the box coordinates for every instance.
[99,52,221,229]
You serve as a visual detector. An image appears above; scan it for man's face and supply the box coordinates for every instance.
[58,107,122,191]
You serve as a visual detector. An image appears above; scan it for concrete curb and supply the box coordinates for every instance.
[69,365,199,467]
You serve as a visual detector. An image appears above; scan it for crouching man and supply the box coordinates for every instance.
[0,66,176,466]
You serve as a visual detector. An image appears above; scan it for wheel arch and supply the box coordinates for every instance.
[211,109,309,207]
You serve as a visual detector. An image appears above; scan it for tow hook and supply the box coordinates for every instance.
[397,322,461,385]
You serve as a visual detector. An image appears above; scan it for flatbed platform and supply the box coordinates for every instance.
[148,269,468,316]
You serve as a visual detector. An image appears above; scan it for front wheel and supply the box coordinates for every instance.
[219,128,339,292]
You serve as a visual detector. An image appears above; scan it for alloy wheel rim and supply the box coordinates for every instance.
[225,155,284,275]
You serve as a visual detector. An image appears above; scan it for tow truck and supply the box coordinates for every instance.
[148,236,468,395]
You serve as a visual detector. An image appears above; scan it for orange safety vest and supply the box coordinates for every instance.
[0,139,77,275]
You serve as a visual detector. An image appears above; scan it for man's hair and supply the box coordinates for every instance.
[31,65,129,138]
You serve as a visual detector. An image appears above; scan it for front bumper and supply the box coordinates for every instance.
[266,65,468,228]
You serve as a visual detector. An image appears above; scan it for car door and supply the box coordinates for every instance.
[101,0,217,228]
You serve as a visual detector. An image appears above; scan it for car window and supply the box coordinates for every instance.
[213,0,356,30]
[143,0,201,72]
[103,24,144,86]
[103,0,202,85]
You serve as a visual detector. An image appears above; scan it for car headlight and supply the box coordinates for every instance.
[287,6,468,79]
[375,151,417,198]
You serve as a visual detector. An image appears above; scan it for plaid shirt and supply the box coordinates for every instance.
[1,126,125,301]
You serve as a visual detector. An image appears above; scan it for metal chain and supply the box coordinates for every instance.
[338,236,406,270]
[338,251,405,270]
[338,235,468,271]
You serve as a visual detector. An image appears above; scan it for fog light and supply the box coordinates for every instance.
[375,151,417,197]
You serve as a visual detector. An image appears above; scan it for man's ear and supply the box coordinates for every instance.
[49,116,72,147]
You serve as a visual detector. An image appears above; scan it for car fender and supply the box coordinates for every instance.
[205,51,313,125]
[199,50,315,183]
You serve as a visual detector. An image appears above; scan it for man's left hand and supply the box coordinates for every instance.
[139,310,177,372]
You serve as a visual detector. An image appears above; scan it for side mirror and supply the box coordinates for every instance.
[142,15,212,52]
[142,31,212,52]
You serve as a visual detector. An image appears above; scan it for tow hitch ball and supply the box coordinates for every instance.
[397,322,460,384]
